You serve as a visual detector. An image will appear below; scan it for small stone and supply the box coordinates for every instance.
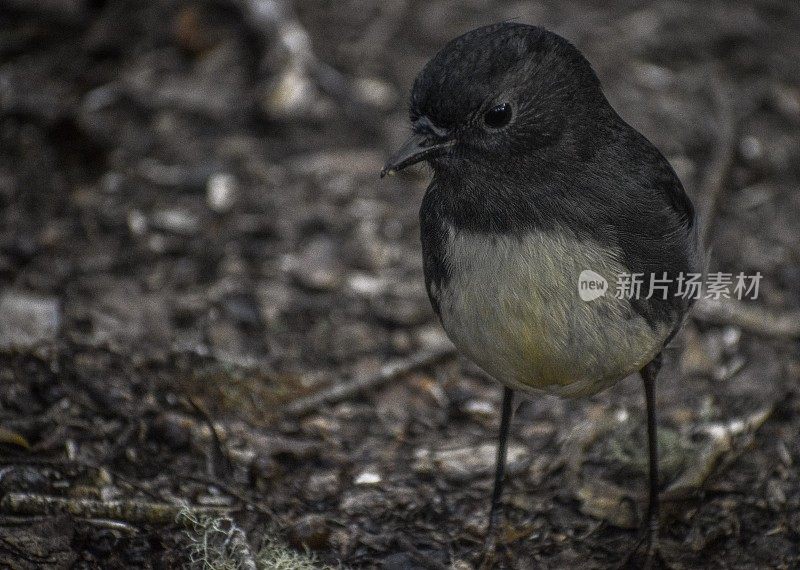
[264,65,316,119]
[0,291,60,350]
[150,208,200,236]
[206,172,238,213]
[414,325,452,351]
[721,326,741,352]
[347,273,387,296]
[462,399,495,419]
[354,470,381,485]
[127,209,148,236]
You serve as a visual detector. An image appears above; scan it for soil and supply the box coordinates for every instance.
[1,0,799,568]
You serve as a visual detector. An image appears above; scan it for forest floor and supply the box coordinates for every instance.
[1,0,800,568]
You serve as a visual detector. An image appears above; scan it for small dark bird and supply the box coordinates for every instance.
[381,23,699,566]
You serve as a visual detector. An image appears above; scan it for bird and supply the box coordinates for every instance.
[380,22,700,567]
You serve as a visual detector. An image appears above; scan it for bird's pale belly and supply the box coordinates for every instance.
[436,227,672,397]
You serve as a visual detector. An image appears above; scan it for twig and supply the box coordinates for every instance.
[232,0,384,130]
[0,493,227,525]
[155,410,323,464]
[185,397,231,479]
[284,346,457,416]
[83,518,140,534]
[692,298,800,338]
[696,68,737,245]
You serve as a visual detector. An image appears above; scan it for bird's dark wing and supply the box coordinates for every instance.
[419,181,449,316]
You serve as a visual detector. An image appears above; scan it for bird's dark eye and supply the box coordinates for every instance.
[483,103,512,129]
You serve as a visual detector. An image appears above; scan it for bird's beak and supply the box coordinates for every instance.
[380,133,455,178]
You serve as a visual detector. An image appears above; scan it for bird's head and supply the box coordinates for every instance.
[381,23,607,179]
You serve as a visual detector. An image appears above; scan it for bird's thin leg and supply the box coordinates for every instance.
[486,386,515,545]
[641,355,663,569]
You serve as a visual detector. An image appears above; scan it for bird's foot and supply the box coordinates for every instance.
[619,518,668,570]
[478,519,503,570]
[478,542,498,570]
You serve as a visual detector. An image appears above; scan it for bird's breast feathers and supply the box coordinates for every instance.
[435,225,672,397]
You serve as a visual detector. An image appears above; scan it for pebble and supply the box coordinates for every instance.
[413,325,452,351]
[0,290,60,350]
[354,470,381,486]
[206,172,238,213]
[127,209,148,236]
[264,65,316,119]
[150,208,200,236]
[347,273,387,296]
[462,399,496,419]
